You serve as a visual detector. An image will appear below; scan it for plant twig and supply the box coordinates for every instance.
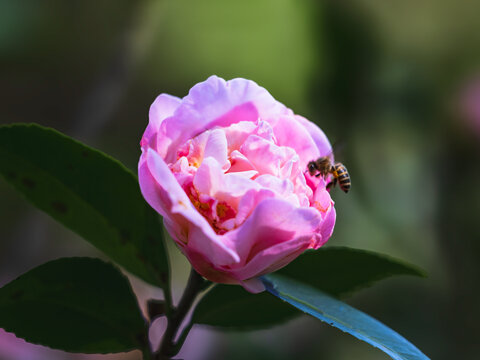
[154,268,207,359]
[163,284,174,317]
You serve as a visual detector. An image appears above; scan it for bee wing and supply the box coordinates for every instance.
[320,146,335,163]
[328,140,347,162]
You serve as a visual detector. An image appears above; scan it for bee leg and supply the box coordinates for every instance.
[315,173,321,177]
[326,178,337,190]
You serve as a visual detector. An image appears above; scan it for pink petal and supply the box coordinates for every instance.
[141,94,181,152]
[235,188,276,226]
[204,129,230,170]
[161,76,291,163]
[239,278,266,293]
[294,115,332,157]
[228,150,257,174]
[193,157,225,197]
[183,76,290,126]
[140,149,240,265]
[194,158,264,215]
[240,135,297,177]
[228,234,312,280]
[181,247,238,284]
[315,204,336,248]
[272,115,321,170]
[224,198,322,274]
[310,188,336,248]
[255,175,296,198]
[312,187,333,213]
[224,121,258,152]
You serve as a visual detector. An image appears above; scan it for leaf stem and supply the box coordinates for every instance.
[154,268,207,359]
[163,281,174,317]
[171,319,194,355]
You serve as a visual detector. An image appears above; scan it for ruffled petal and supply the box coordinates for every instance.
[203,129,230,171]
[223,198,322,272]
[140,149,240,265]
[141,94,181,153]
[294,115,332,157]
[239,278,265,293]
[310,187,336,248]
[194,157,261,209]
[240,135,298,177]
[161,76,291,162]
[273,115,321,170]
[228,150,257,174]
[228,233,311,281]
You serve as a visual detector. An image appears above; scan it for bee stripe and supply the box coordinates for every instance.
[338,173,349,180]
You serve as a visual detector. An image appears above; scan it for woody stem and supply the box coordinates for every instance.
[154,268,207,359]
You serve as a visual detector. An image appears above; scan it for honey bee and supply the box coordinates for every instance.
[307,156,351,193]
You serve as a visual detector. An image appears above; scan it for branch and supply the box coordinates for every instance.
[154,268,208,359]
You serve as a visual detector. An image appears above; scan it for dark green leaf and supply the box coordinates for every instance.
[192,247,424,331]
[277,246,426,298]
[193,284,299,330]
[0,123,168,287]
[263,274,429,360]
[0,257,147,353]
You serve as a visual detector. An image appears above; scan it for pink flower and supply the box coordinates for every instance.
[139,76,336,292]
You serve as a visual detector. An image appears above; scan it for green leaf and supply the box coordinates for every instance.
[192,247,424,331]
[263,274,429,360]
[0,123,168,287]
[193,284,299,330]
[277,246,426,298]
[0,257,147,353]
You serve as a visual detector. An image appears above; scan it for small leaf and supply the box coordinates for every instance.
[277,246,426,298]
[192,247,424,331]
[0,123,169,287]
[263,274,429,360]
[0,257,147,353]
[193,284,299,330]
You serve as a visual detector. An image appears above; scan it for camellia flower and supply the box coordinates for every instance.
[139,76,336,292]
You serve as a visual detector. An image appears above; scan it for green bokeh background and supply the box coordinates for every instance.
[1,1,479,359]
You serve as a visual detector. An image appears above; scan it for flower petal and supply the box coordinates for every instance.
[240,135,297,177]
[273,115,321,170]
[141,94,181,152]
[161,76,291,162]
[228,150,257,174]
[239,278,266,293]
[204,129,229,171]
[310,188,336,248]
[294,115,332,157]
[224,198,323,277]
[140,149,240,264]
[229,233,312,281]
[194,157,261,210]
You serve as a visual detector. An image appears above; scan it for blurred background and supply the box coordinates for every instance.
[1,0,479,359]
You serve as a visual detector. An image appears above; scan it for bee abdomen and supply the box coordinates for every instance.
[334,163,351,193]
